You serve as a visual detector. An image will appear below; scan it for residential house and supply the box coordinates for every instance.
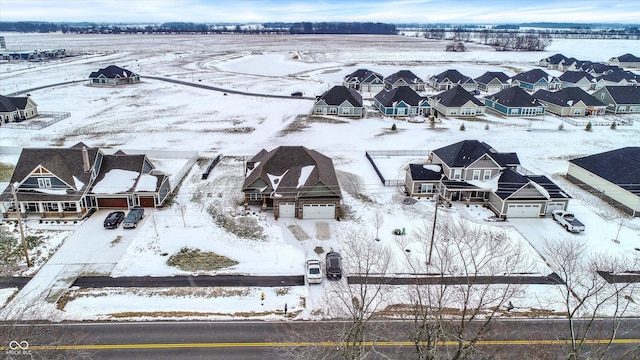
[608,53,640,69]
[487,168,571,218]
[557,71,595,91]
[404,164,443,197]
[241,146,342,219]
[0,94,38,123]
[567,147,640,216]
[343,68,385,93]
[558,57,584,72]
[0,143,172,219]
[539,53,567,70]
[383,70,426,91]
[428,85,486,117]
[428,69,477,92]
[373,86,431,117]
[581,62,619,77]
[510,69,561,92]
[592,86,640,114]
[594,70,639,89]
[474,71,511,93]
[88,65,140,86]
[533,87,607,116]
[314,86,364,117]
[483,86,545,117]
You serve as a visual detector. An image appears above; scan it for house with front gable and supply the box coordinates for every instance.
[608,53,640,69]
[428,69,477,92]
[533,87,606,117]
[0,143,172,219]
[474,71,511,93]
[88,65,140,86]
[557,71,596,91]
[510,69,561,92]
[241,146,342,220]
[592,86,640,114]
[484,86,545,117]
[487,168,571,218]
[343,69,385,93]
[0,94,38,123]
[580,62,619,77]
[567,147,640,216]
[373,86,431,117]
[539,53,568,70]
[594,70,639,89]
[558,57,585,72]
[428,85,486,117]
[314,85,363,117]
[383,70,426,91]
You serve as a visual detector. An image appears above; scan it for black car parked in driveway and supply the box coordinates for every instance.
[325,251,342,280]
[123,206,145,229]
[103,211,125,229]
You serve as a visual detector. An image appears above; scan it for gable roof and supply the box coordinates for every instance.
[430,85,484,107]
[610,53,640,63]
[543,53,568,64]
[596,69,639,83]
[598,86,640,104]
[344,68,383,83]
[0,95,30,112]
[316,86,363,107]
[533,88,605,108]
[242,146,341,198]
[433,140,520,168]
[385,70,424,85]
[90,152,151,193]
[495,168,570,200]
[474,71,510,84]
[557,71,594,83]
[486,86,542,107]
[569,147,640,195]
[409,164,442,181]
[89,65,139,79]
[511,69,553,84]
[431,69,472,84]
[581,62,619,75]
[374,86,426,107]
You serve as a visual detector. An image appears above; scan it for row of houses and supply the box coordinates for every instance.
[541,53,640,71]
[315,82,640,119]
[3,141,638,221]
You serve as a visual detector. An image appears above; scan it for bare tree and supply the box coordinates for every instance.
[541,237,638,360]
[175,201,187,227]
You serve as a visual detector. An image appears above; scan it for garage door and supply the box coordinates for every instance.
[97,198,128,209]
[302,204,335,219]
[139,197,155,207]
[507,204,540,218]
[279,202,295,218]
[546,202,565,216]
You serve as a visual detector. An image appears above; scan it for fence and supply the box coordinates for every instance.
[1,111,70,130]
[366,150,431,187]
[559,114,635,127]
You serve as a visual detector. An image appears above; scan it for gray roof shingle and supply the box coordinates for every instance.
[569,147,640,195]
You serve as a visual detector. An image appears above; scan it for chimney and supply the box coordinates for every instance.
[82,146,90,172]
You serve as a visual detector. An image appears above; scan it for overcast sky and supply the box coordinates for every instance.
[1,0,638,24]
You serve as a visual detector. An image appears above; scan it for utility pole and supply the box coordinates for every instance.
[11,183,32,267]
[427,193,439,266]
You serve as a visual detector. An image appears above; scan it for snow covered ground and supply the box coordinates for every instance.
[1,33,639,321]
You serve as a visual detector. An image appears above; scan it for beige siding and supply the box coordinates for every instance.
[568,163,640,215]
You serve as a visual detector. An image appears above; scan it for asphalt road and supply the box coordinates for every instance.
[71,275,305,288]
[1,319,639,359]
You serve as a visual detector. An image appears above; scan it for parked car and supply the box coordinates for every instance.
[305,259,322,284]
[291,91,303,97]
[122,206,145,229]
[103,211,125,229]
[325,252,342,280]
[552,209,585,233]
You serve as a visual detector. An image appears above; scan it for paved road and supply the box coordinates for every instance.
[0,277,31,290]
[349,272,565,285]
[1,319,639,359]
[72,275,304,288]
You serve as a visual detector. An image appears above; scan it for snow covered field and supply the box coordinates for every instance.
[1,33,639,321]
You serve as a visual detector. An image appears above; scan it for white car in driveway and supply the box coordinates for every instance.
[305,259,322,284]
[552,209,585,233]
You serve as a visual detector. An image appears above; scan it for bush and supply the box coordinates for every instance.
[585,121,592,131]
[460,123,466,131]
[167,247,238,272]
[391,123,397,131]
[558,123,564,130]
[610,121,617,130]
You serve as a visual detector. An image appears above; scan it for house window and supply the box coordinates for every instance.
[510,108,519,114]
[619,106,627,112]
[249,193,261,201]
[314,107,322,114]
[44,202,58,211]
[420,183,433,193]
[483,170,492,180]
[600,93,605,100]
[450,109,457,115]
[329,108,337,114]
[453,169,462,180]
[37,178,52,188]
[472,170,481,180]
[573,109,582,115]
[341,107,350,115]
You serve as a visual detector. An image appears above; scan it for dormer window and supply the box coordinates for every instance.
[38,178,52,188]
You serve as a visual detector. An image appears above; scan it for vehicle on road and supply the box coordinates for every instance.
[552,209,585,233]
[325,252,342,280]
[290,91,303,97]
[123,206,145,229]
[103,211,125,229]
[305,259,322,284]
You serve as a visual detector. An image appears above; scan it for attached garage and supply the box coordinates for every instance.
[97,197,128,209]
[279,202,296,218]
[139,196,155,207]
[506,204,541,218]
[546,202,565,216]
[302,204,336,219]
